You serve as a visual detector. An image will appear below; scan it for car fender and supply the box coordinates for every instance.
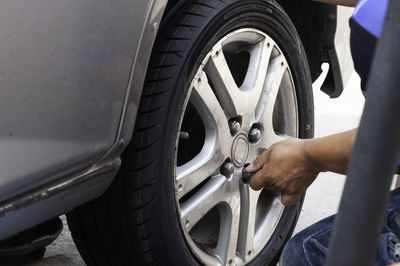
[98,0,168,162]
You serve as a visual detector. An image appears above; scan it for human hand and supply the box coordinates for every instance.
[246,138,320,206]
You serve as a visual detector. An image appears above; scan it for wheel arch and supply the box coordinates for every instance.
[277,0,344,98]
[161,0,344,98]
[98,0,169,161]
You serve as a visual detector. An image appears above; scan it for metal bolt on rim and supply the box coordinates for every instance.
[229,120,241,136]
[174,28,298,265]
[248,127,262,143]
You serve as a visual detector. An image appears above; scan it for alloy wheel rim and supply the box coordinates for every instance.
[174,28,299,265]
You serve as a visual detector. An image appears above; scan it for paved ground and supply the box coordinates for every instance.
[38,216,84,266]
[15,71,365,265]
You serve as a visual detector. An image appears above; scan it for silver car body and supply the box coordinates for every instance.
[0,0,167,240]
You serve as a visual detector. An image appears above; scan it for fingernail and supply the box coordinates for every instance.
[246,163,255,172]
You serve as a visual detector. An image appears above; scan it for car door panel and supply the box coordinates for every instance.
[0,0,149,201]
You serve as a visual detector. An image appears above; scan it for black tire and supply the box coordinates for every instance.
[67,0,313,265]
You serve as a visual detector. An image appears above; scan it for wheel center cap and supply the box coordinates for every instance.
[231,133,249,167]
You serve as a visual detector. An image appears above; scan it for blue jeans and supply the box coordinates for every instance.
[282,187,400,266]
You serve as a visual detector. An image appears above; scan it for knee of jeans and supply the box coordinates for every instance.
[281,233,308,266]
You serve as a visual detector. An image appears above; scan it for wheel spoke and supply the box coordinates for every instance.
[180,175,226,232]
[191,71,232,145]
[255,196,286,243]
[215,193,241,265]
[240,38,273,115]
[255,54,289,127]
[176,143,226,199]
[177,71,232,199]
[204,44,243,118]
[237,186,262,260]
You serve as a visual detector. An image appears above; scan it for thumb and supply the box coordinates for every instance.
[281,193,302,206]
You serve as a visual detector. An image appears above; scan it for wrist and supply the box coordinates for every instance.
[301,138,326,173]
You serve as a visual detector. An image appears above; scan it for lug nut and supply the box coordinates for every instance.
[249,128,262,143]
[220,162,235,178]
[229,120,241,136]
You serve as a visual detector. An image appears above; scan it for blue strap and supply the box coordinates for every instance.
[353,0,389,38]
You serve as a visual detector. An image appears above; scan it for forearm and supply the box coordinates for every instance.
[312,0,358,7]
[303,128,357,174]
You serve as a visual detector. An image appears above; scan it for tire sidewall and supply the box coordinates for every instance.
[153,1,313,265]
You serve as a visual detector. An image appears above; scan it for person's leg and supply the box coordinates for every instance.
[281,215,334,266]
[281,188,400,266]
[377,187,400,265]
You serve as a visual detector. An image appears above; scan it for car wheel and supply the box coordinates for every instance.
[67,0,313,265]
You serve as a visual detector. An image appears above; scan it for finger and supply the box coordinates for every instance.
[245,163,260,173]
[249,167,268,191]
[281,193,302,206]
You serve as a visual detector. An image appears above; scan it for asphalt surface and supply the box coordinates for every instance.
[12,71,364,266]
[38,216,84,266]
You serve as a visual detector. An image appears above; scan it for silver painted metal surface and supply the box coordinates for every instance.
[0,0,169,240]
[0,0,150,202]
[0,158,120,240]
[0,158,120,217]
[99,0,168,161]
[174,29,298,265]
